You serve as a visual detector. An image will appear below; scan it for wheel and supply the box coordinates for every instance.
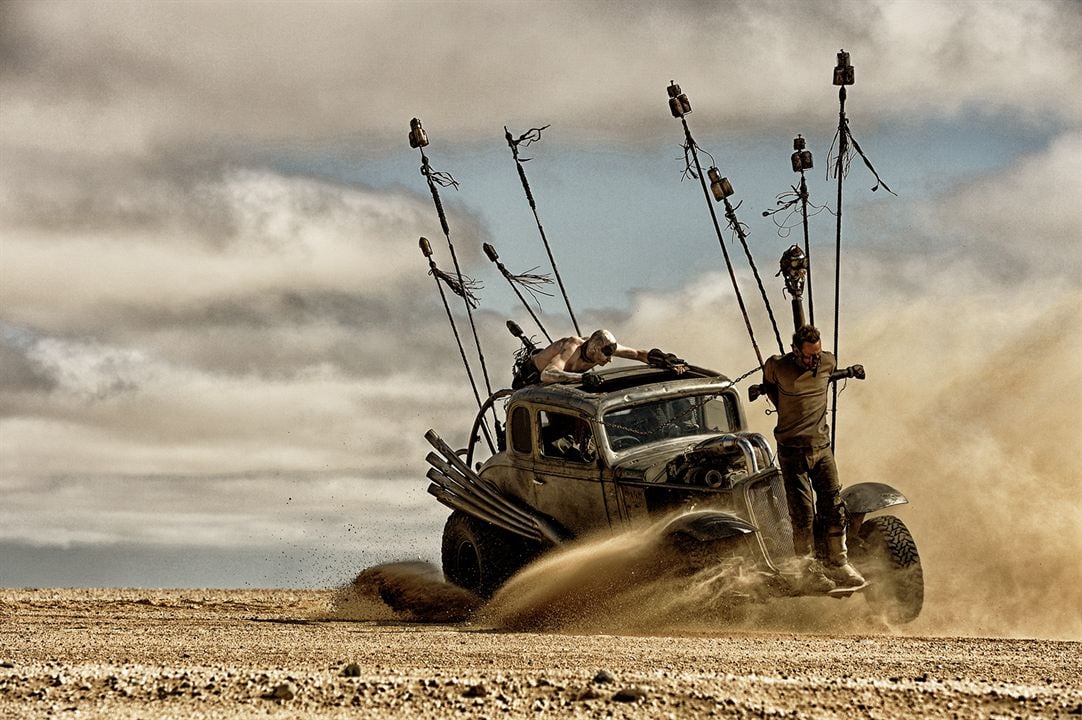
[610,435,640,450]
[441,511,538,598]
[856,515,924,623]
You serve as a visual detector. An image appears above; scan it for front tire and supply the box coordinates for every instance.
[441,511,537,598]
[857,515,924,623]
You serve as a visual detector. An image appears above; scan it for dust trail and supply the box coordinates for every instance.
[336,521,893,635]
[619,267,1082,640]
[838,278,1082,641]
[325,561,480,623]
[481,517,890,635]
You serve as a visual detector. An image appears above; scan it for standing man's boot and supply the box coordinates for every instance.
[825,533,866,589]
[798,555,836,593]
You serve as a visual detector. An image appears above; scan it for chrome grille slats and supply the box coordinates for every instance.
[742,469,795,570]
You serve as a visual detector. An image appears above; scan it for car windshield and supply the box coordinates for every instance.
[602,393,738,452]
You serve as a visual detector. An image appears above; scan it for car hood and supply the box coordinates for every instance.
[609,435,718,483]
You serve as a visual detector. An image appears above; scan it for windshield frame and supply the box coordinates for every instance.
[597,385,742,460]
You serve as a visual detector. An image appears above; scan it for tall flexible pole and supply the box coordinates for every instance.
[420,238,495,453]
[764,135,816,332]
[798,170,814,326]
[416,150,494,399]
[504,126,581,337]
[483,243,553,344]
[827,51,894,451]
[830,54,853,452]
[722,196,784,354]
[409,118,499,447]
[668,84,764,368]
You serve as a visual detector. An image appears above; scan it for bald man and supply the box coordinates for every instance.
[512,329,687,388]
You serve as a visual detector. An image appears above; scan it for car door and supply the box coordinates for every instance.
[532,408,609,537]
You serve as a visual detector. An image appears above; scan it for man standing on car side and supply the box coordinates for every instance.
[760,324,867,592]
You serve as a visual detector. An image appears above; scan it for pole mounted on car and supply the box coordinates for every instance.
[410,118,498,448]
[418,236,495,454]
[483,242,554,344]
[717,169,785,355]
[410,118,494,399]
[764,135,817,326]
[666,81,776,367]
[504,124,581,337]
[828,50,895,451]
[779,244,809,332]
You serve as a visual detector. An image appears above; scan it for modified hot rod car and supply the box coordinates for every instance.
[423,365,924,622]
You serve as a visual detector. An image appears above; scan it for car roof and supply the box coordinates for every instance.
[508,365,732,415]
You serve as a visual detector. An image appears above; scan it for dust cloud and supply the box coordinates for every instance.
[339,275,1080,641]
[837,278,1082,641]
[625,267,1082,640]
[480,520,890,636]
[326,561,479,624]
[335,523,892,636]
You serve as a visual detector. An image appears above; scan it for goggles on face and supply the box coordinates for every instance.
[601,343,616,357]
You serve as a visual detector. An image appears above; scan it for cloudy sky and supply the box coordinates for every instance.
[1,0,1080,635]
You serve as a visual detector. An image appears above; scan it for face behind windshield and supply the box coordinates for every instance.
[602,394,736,452]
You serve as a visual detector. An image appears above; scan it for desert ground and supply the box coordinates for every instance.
[2,583,1079,720]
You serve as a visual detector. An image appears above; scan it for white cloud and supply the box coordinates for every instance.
[930,131,1082,278]
[2,0,1078,158]
[1,340,472,479]
[0,170,439,328]
[0,474,448,565]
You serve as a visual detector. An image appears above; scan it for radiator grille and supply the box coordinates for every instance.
[745,470,795,567]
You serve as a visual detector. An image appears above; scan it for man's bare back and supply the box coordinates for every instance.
[516,329,686,386]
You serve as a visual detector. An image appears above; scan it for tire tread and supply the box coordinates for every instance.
[858,515,924,623]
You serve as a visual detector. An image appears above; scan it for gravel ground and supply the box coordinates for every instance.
[1,588,1079,719]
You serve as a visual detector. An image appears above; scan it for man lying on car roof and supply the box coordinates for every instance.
[512,329,688,389]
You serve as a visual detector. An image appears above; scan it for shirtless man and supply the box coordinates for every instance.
[512,329,687,389]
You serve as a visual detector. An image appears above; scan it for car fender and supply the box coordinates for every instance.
[663,510,757,543]
[842,482,908,515]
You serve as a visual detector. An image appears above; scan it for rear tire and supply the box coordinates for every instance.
[856,515,924,623]
[441,511,538,598]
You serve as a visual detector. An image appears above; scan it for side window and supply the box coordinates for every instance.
[539,410,596,464]
[510,406,532,454]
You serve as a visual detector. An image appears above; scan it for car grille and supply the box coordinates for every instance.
[745,469,795,567]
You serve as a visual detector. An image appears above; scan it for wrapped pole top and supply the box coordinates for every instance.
[833,50,854,86]
[409,117,429,148]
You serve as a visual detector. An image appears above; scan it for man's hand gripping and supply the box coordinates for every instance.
[647,348,689,373]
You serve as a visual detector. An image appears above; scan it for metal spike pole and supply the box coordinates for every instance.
[721,197,785,354]
[417,150,494,399]
[505,126,581,337]
[675,111,765,368]
[830,54,852,453]
[420,238,495,454]
[484,243,553,344]
[798,169,815,326]
[410,118,499,447]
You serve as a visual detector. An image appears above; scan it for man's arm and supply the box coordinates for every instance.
[828,364,866,382]
[540,340,586,384]
[612,344,648,363]
[750,357,779,404]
